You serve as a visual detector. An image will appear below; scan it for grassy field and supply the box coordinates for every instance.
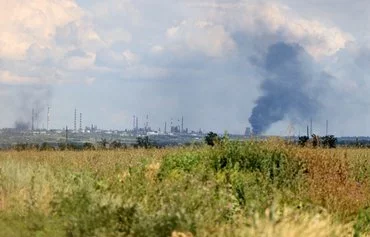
[0,140,370,236]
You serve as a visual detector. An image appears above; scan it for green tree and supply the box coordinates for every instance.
[298,136,309,147]
[205,132,219,146]
[321,135,337,148]
[137,136,152,149]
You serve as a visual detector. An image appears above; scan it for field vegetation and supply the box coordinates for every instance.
[0,138,370,236]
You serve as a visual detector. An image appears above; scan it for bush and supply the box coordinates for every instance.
[354,208,370,236]
[298,136,309,147]
[39,143,55,151]
[83,143,95,150]
[321,135,337,149]
[137,136,153,149]
[209,141,306,189]
[158,152,202,179]
[110,140,123,149]
[205,132,219,146]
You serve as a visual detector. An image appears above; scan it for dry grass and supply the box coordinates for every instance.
[291,148,370,216]
[0,143,370,235]
[0,149,171,214]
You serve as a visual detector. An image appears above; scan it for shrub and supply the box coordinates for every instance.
[321,135,337,149]
[137,136,154,149]
[209,141,305,189]
[110,140,123,149]
[158,152,202,180]
[205,132,219,146]
[354,208,370,236]
[83,142,95,150]
[298,136,309,147]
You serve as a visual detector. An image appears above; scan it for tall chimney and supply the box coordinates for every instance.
[181,116,184,133]
[79,113,82,132]
[310,118,313,135]
[326,120,329,136]
[133,115,136,131]
[74,108,77,132]
[146,114,149,131]
[307,125,309,137]
[31,109,34,131]
[47,106,50,130]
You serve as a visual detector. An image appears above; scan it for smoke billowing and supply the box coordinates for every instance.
[13,86,52,130]
[14,121,30,131]
[249,42,321,135]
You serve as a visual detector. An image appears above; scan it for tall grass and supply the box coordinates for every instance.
[0,141,368,236]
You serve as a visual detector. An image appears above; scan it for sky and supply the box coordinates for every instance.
[0,0,370,136]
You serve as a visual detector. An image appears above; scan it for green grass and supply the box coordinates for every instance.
[0,140,369,236]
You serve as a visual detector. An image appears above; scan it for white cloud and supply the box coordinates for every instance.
[0,70,42,85]
[189,1,352,59]
[123,50,140,65]
[151,45,164,54]
[249,3,352,58]
[55,20,104,52]
[0,0,83,60]
[166,20,236,57]
[64,52,96,71]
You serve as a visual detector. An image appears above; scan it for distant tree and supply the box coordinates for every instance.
[312,134,320,148]
[205,132,219,146]
[99,139,109,149]
[298,136,309,147]
[83,142,95,150]
[39,142,54,151]
[321,135,337,149]
[110,140,122,149]
[137,136,152,149]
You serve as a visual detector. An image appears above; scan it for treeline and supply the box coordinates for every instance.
[298,135,370,148]
[298,135,337,148]
[5,136,202,151]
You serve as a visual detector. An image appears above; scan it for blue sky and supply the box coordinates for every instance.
[1,0,370,136]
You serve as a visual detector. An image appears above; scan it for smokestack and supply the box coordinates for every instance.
[307,125,309,137]
[133,115,136,131]
[310,118,313,136]
[146,114,149,131]
[80,113,82,132]
[165,122,167,134]
[181,116,184,133]
[47,106,50,130]
[31,109,34,131]
[326,120,329,136]
[74,108,77,132]
[136,117,139,131]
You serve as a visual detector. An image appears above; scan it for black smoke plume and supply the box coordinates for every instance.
[13,86,51,130]
[249,42,320,135]
[14,121,30,131]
